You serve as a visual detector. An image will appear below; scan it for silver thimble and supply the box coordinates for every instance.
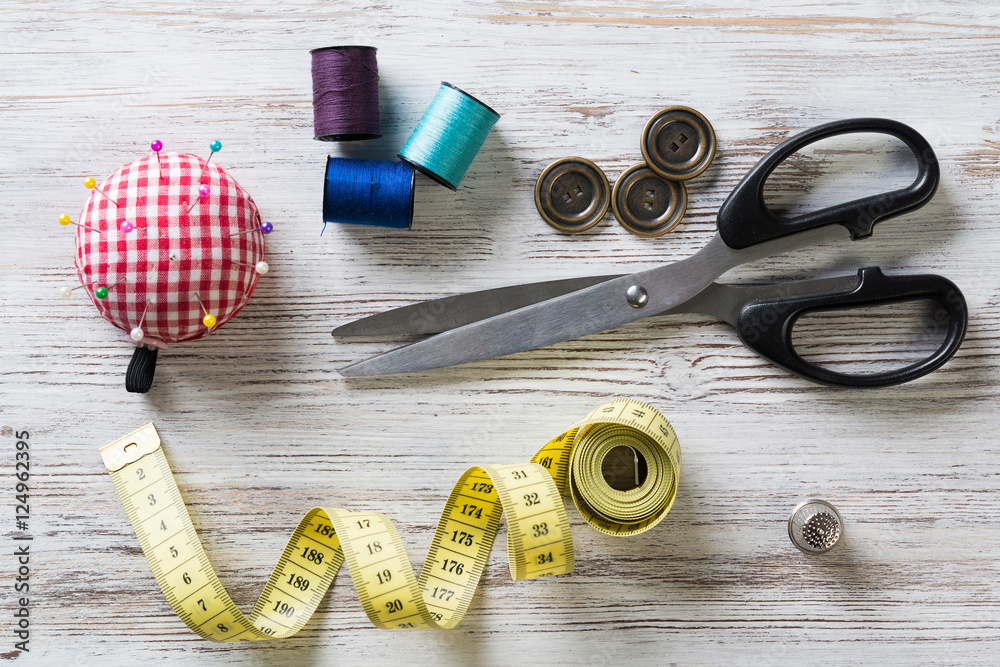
[788,499,842,553]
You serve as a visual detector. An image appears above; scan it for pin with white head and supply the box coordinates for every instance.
[150,140,164,180]
[192,292,216,329]
[58,213,100,234]
[84,177,118,208]
[196,140,222,184]
[187,183,211,214]
[130,300,152,341]
[229,221,274,238]
[225,258,270,275]
[59,277,100,299]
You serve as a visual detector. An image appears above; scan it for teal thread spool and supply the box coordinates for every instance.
[398,82,500,191]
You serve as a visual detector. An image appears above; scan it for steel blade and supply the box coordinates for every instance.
[333,275,623,336]
[338,226,849,376]
[661,273,860,326]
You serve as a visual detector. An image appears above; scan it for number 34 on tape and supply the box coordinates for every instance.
[100,398,681,641]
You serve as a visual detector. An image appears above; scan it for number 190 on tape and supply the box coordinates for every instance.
[101,398,680,640]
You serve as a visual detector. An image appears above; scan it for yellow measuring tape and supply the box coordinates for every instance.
[101,398,680,641]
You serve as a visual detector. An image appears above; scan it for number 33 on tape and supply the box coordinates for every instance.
[100,398,680,641]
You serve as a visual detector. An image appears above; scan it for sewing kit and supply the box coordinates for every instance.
[57,41,969,647]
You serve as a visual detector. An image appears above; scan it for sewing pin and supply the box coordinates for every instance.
[151,139,164,180]
[84,177,118,207]
[192,292,216,328]
[187,183,211,214]
[95,277,127,300]
[229,221,273,237]
[58,213,100,234]
[59,277,99,299]
[196,139,222,183]
[226,258,270,275]
[119,219,143,233]
[130,300,151,341]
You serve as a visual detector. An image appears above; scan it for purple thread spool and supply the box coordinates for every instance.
[311,45,381,141]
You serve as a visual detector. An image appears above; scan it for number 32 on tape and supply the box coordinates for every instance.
[100,398,680,641]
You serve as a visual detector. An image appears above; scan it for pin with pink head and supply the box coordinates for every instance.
[119,219,144,234]
[187,183,211,214]
[151,139,164,180]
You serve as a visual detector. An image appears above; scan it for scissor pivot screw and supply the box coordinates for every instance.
[626,285,648,308]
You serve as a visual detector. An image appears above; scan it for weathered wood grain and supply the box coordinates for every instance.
[2,0,1000,664]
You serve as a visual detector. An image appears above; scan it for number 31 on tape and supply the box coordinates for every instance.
[100,398,680,640]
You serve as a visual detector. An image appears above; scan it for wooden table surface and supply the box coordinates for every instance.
[2,1,999,664]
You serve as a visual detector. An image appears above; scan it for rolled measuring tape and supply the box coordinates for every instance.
[100,398,680,641]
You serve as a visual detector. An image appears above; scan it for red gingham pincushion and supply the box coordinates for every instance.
[74,152,265,345]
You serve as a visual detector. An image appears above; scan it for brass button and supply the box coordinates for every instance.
[641,106,716,181]
[612,163,687,237]
[535,157,610,233]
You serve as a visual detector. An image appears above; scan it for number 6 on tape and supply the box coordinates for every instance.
[101,398,681,640]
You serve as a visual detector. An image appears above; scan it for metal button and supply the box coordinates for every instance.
[535,157,610,233]
[641,106,716,181]
[611,163,687,237]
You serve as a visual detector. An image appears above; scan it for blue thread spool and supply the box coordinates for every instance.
[398,82,500,191]
[322,157,415,229]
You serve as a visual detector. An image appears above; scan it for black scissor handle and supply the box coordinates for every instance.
[717,118,940,250]
[735,267,967,388]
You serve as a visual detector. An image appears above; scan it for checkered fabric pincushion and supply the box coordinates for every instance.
[74,152,265,344]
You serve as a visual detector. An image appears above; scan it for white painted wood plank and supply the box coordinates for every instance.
[2,0,1000,663]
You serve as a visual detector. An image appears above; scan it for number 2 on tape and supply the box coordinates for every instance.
[101,398,681,640]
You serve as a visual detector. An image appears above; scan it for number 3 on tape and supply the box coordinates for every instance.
[101,398,681,640]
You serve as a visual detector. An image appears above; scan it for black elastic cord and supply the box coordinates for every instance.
[126,347,158,393]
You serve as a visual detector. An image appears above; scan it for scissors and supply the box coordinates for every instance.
[334,118,968,387]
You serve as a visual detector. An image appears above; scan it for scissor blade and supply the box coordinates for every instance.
[338,226,849,377]
[663,274,862,325]
[332,275,624,336]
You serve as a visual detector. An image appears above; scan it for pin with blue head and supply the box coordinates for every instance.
[197,140,222,184]
[229,220,274,237]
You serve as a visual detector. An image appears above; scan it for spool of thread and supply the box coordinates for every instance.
[323,157,415,229]
[311,45,381,141]
[398,82,500,191]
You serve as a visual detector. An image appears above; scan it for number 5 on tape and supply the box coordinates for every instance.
[101,398,680,640]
